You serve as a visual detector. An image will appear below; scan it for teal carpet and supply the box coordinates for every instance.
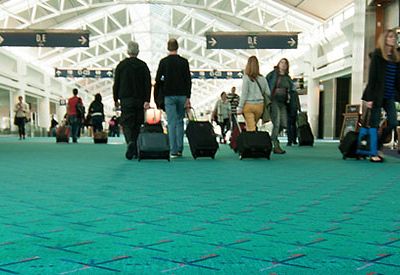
[0,136,399,274]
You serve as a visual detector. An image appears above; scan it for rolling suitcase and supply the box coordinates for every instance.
[137,123,169,161]
[93,131,108,144]
[185,109,219,159]
[56,126,70,143]
[339,131,362,159]
[236,131,272,160]
[298,124,314,146]
[229,122,246,152]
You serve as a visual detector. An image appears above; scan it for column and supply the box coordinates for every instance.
[350,0,366,104]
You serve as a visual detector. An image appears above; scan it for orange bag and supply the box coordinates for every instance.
[145,109,162,125]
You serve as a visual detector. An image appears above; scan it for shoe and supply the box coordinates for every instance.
[177,151,183,157]
[370,155,384,163]
[293,141,298,145]
[286,142,292,146]
[125,142,137,160]
[170,154,179,159]
[273,148,286,154]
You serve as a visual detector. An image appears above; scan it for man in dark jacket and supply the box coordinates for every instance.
[113,41,151,160]
[155,38,191,158]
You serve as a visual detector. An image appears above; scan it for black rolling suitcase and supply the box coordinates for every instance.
[339,131,363,160]
[185,109,219,159]
[137,121,169,161]
[298,124,314,146]
[93,131,108,144]
[237,131,272,160]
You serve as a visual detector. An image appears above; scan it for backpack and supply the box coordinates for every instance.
[76,99,85,118]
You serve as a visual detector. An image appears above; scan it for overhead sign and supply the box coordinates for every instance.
[191,70,243,79]
[205,32,298,49]
[0,29,89,47]
[55,68,113,78]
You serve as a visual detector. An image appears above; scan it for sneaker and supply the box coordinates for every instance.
[125,142,137,160]
[170,154,179,159]
[177,151,183,157]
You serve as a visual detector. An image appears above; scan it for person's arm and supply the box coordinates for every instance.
[237,76,249,114]
[113,65,120,107]
[184,59,192,108]
[362,52,378,107]
[143,65,151,110]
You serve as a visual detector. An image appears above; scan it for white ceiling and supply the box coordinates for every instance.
[0,0,353,109]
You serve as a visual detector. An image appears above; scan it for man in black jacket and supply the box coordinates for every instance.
[155,38,191,158]
[113,41,151,159]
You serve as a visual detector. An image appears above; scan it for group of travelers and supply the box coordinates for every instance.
[13,28,400,164]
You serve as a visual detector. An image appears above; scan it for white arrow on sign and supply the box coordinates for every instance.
[288,38,296,47]
[0,35,4,45]
[208,37,217,47]
[78,36,87,45]
[56,70,62,76]
[106,71,113,77]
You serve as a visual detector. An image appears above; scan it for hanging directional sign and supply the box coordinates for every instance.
[191,70,243,79]
[0,29,90,47]
[205,32,298,49]
[55,68,113,78]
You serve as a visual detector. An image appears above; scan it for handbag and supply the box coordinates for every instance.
[254,79,271,123]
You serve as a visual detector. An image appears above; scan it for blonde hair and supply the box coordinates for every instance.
[244,56,261,81]
[377,29,400,62]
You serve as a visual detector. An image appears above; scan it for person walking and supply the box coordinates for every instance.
[212,92,231,143]
[266,58,296,154]
[14,96,29,140]
[113,41,151,160]
[227,86,240,127]
[155,38,191,158]
[362,29,400,162]
[67,88,84,143]
[88,93,105,133]
[237,56,270,132]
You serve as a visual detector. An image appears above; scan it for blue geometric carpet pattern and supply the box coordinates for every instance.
[0,137,399,274]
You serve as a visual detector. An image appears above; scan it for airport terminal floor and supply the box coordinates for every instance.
[0,137,399,274]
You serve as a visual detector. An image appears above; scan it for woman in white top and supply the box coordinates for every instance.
[212,92,231,143]
[14,96,30,140]
[237,56,270,131]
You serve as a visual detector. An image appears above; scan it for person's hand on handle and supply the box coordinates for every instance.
[143,101,150,110]
[185,98,191,109]
[366,101,373,109]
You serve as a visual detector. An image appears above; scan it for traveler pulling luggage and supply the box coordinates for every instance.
[185,108,219,159]
[234,116,272,160]
[137,110,170,161]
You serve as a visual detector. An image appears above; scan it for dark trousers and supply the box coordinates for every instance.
[121,107,144,152]
[16,117,26,138]
[287,115,297,144]
[92,116,103,133]
[370,98,397,149]
[218,118,231,140]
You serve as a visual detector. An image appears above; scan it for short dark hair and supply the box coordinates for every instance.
[167,38,178,51]
[72,88,78,95]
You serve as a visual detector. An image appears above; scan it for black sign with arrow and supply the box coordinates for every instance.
[0,29,90,47]
[205,32,298,49]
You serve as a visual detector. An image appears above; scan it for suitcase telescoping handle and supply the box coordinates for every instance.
[234,114,243,133]
[186,107,197,121]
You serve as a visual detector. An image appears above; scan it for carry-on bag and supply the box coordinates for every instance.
[185,108,219,159]
[229,122,246,152]
[339,131,362,159]
[93,131,108,144]
[56,126,70,143]
[137,113,169,161]
[298,124,314,146]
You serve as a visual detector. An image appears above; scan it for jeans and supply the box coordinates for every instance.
[370,98,397,149]
[165,95,186,154]
[271,101,288,142]
[68,115,80,142]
